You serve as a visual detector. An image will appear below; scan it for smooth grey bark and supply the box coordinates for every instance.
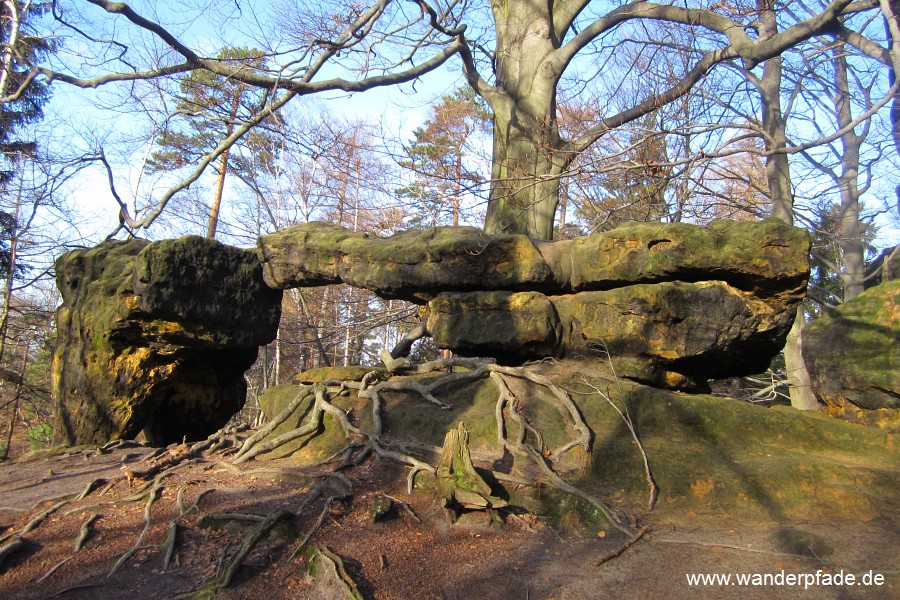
[833,49,867,301]
[757,1,818,410]
[467,0,862,239]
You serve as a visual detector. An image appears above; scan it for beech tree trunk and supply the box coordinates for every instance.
[833,50,866,301]
[758,2,818,411]
[482,0,564,239]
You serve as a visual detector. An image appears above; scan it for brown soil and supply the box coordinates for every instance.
[1,440,897,600]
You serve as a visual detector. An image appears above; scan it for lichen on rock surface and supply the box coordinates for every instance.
[52,236,282,446]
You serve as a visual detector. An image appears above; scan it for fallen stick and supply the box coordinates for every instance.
[595,525,648,566]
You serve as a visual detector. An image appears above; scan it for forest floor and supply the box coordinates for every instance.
[0,436,897,600]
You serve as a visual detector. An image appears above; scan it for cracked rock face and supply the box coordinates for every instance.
[52,236,282,446]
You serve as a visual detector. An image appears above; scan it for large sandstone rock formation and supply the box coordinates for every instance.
[52,236,282,445]
[260,218,809,390]
[51,218,809,446]
[259,219,808,302]
[803,281,900,429]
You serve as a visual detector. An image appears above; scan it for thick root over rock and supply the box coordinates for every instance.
[234,352,643,537]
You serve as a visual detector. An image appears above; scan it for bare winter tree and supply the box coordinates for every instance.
[4,0,891,241]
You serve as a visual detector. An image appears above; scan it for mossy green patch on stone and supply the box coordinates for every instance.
[292,366,385,384]
[804,281,900,413]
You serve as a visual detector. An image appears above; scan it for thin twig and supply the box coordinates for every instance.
[595,525,649,566]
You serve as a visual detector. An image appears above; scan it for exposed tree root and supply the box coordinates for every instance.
[578,376,659,510]
[234,352,641,542]
[162,521,178,571]
[168,509,293,598]
[122,443,191,483]
[233,387,315,463]
[35,556,73,584]
[73,513,100,552]
[0,536,26,569]
[107,481,162,578]
[309,545,364,600]
[289,498,334,561]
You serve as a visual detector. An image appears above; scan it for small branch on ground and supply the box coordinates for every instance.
[595,525,649,566]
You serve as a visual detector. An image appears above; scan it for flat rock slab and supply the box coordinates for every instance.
[258,219,809,306]
[258,222,555,301]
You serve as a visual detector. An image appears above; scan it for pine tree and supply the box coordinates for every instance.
[148,47,277,238]
[396,88,490,227]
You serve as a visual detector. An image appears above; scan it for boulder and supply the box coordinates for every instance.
[426,281,796,391]
[52,236,282,446]
[803,281,900,426]
[426,291,563,360]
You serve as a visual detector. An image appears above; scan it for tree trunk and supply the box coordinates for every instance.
[207,88,243,239]
[758,1,818,410]
[207,147,230,238]
[0,180,22,366]
[482,1,563,240]
[886,0,900,212]
[484,96,562,239]
[833,50,866,301]
[1,344,28,461]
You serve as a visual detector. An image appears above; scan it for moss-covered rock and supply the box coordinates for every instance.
[52,236,282,446]
[427,281,795,390]
[803,281,900,426]
[426,291,563,360]
[252,361,898,526]
[257,219,809,308]
[258,222,555,301]
[290,366,385,385]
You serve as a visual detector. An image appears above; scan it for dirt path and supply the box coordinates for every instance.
[1,445,897,599]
